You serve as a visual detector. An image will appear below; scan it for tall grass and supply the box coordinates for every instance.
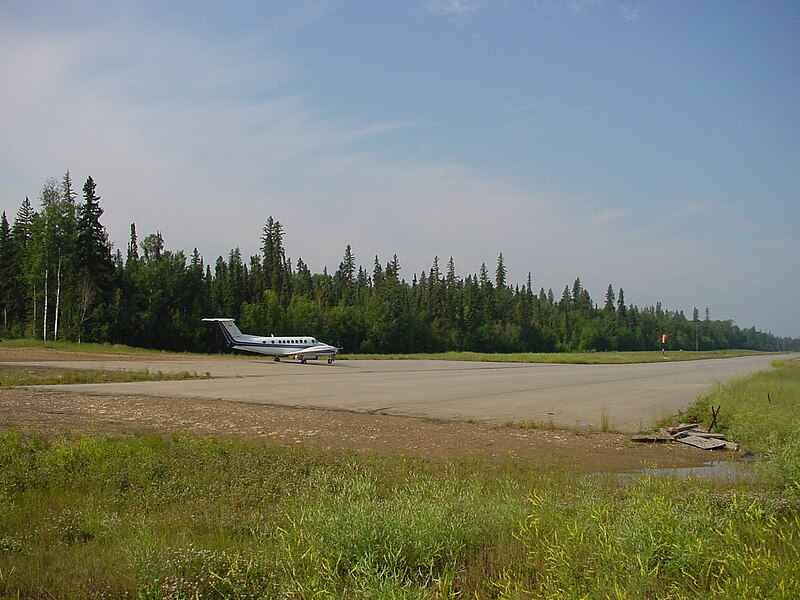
[682,358,800,490]
[0,367,211,388]
[2,429,800,598]
[493,475,800,599]
[0,338,190,356]
[1,358,799,597]
[0,432,528,598]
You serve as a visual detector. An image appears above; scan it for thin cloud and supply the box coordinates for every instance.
[424,0,479,17]
[506,101,547,113]
[618,5,640,21]
[591,207,630,228]
[568,104,601,115]
[569,0,603,16]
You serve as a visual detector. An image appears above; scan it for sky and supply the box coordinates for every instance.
[1,1,799,337]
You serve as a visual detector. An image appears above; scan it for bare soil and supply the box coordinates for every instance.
[0,348,714,472]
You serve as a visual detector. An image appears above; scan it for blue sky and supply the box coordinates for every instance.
[1,1,799,337]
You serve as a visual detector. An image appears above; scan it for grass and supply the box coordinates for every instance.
[601,411,610,432]
[0,338,194,357]
[678,358,800,491]
[0,338,769,364]
[505,417,557,431]
[1,358,799,597]
[345,349,767,364]
[0,367,211,388]
[0,431,798,598]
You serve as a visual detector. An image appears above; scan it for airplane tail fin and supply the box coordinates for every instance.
[203,318,244,348]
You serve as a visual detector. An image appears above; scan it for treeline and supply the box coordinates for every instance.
[2,173,798,353]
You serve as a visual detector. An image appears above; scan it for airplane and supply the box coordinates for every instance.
[203,318,340,364]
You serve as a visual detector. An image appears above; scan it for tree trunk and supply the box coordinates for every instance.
[43,267,48,341]
[54,256,61,341]
[31,283,37,339]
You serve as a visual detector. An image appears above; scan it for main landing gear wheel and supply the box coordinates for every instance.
[273,357,280,362]
[301,358,307,364]
[327,357,334,364]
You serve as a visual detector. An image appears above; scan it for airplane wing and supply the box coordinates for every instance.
[292,344,338,357]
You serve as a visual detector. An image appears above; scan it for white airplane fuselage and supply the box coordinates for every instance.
[203,318,339,363]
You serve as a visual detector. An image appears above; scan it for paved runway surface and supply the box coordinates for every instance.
[16,353,795,432]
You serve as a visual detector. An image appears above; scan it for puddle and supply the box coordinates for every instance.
[598,460,759,483]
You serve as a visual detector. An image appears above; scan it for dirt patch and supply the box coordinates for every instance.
[0,385,714,472]
[0,347,717,471]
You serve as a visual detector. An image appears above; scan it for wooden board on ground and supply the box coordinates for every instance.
[682,431,727,440]
[677,435,727,450]
[632,434,674,443]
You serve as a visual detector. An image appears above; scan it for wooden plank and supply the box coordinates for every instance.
[677,435,727,450]
[688,432,727,440]
[669,423,701,434]
[631,434,673,443]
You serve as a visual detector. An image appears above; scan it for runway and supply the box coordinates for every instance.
[17,353,795,432]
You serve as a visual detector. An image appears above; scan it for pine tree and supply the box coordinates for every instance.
[386,254,401,281]
[12,197,35,332]
[0,213,12,329]
[446,257,457,290]
[260,216,290,300]
[76,176,113,341]
[293,258,314,298]
[372,256,384,288]
[604,284,616,313]
[479,263,491,289]
[127,223,139,267]
[334,244,356,304]
[616,288,627,321]
[495,253,507,289]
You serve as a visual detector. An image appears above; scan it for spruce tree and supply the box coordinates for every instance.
[260,216,290,300]
[334,244,356,304]
[495,253,507,289]
[0,213,12,329]
[604,284,616,313]
[127,223,139,267]
[76,175,113,340]
[11,197,35,331]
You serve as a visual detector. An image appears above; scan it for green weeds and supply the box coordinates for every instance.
[1,358,799,597]
[601,411,610,432]
[680,358,800,490]
[0,367,211,388]
[493,476,800,599]
[347,349,765,364]
[506,417,557,430]
[0,338,190,356]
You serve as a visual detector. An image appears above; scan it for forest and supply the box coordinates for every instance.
[2,172,798,354]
